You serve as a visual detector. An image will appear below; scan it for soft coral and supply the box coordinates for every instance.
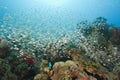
[25,56,35,65]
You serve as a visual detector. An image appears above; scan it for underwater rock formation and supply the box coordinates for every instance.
[51,60,89,80]
[0,37,10,58]
[109,27,120,45]
[34,60,51,80]
[34,73,49,80]
[77,17,120,71]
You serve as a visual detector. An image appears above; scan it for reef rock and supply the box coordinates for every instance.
[51,60,89,80]
[0,37,10,58]
[34,73,48,80]
[109,27,120,45]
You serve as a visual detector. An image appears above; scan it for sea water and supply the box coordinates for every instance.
[0,0,120,80]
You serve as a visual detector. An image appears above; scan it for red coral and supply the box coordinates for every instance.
[25,56,35,65]
[81,77,89,80]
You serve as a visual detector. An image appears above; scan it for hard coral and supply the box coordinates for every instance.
[34,73,48,80]
[51,60,89,80]
[109,27,120,45]
[0,37,10,58]
[34,60,51,80]
[69,48,81,61]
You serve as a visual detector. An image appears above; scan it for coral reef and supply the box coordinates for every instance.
[0,17,120,80]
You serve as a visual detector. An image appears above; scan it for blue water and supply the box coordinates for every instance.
[0,0,120,30]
